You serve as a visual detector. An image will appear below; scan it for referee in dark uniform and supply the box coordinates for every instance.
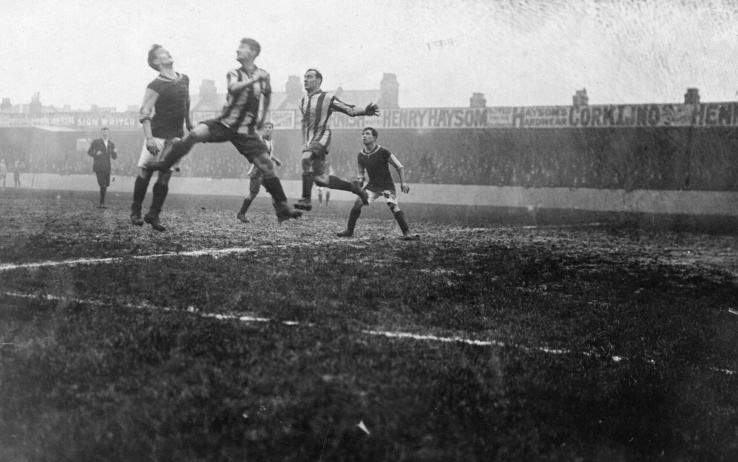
[87,127,117,208]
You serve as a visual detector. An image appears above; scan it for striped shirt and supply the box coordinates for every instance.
[217,67,271,135]
[358,145,403,192]
[299,91,364,150]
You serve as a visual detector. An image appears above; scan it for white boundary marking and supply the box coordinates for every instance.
[0,238,372,273]
[1,290,734,375]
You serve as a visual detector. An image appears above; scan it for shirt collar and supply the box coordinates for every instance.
[362,144,380,155]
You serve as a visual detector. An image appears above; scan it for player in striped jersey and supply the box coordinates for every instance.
[236,122,282,223]
[337,127,417,240]
[132,44,193,232]
[293,69,378,211]
[146,38,301,223]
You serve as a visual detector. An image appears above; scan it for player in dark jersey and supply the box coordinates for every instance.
[337,127,417,240]
[293,69,378,212]
[131,44,193,231]
[146,38,301,223]
[236,122,282,223]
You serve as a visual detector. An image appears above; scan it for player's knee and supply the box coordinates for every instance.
[389,203,400,214]
[187,124,208,141]
[156,171,172,185]
[314,174,329,187]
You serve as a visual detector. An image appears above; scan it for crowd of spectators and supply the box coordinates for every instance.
[3,125,737,191]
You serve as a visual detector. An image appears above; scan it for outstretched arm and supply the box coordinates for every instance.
[330,97,380,118]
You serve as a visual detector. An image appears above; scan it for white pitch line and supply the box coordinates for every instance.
[2,290,734,375]
[0,238,373,273]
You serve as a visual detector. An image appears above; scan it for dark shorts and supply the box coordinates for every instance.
[303,142,331,176]
[304,141,328,159]
[95,171,110,187]
[202,120,267,162]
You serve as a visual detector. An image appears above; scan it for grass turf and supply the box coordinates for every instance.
[1,189,738,461]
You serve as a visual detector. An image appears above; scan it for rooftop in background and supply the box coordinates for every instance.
[191,73,400,113]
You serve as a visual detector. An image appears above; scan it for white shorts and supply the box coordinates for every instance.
[137,138,181,171]
[365,189,398,206]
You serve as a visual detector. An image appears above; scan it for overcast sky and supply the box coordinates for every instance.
[1,0,737,111]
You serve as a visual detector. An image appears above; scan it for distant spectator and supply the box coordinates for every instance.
[13,160,21,188]
[87,127,118,208]
[0,158,7,188]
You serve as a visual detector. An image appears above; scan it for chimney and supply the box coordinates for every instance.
[377,73,399,108]
[684,88,700,105]
[573,89,588,109]
[30,92,42,114]
[470,92,486,108]
[277,76,303,109]
[199,79,217,96]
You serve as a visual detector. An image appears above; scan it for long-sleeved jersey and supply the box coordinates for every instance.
[218,67,271,135]
[299,91,364,150]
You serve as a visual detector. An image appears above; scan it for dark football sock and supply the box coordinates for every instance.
[239,197,253,215]
[394,210,409,233]
[327,175,352,192]
[149,183,169,214]
[301,172,313,200]
[262,176,288,204]
[132,176,150,212]
[161,139,190,169]
[346,207,361,233]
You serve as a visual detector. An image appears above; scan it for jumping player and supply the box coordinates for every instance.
[132,44,192,231]
[236,121,282,223]
[293,69,378,211]
[337,127,416,239]
[146,38,301,223]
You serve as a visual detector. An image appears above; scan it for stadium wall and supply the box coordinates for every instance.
[2,102,738,222]
[2,124,737,191]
